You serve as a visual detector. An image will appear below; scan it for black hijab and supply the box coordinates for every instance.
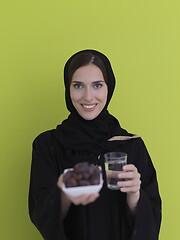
[64,49,116,113]
[54,50,131,166]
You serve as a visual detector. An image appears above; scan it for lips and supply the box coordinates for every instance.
[81,104,97,111]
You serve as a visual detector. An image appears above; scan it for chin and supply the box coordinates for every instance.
[79,113,99,121]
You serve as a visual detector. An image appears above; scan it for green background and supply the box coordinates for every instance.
[1,0,179,239]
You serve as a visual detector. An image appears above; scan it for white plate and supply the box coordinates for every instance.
[61,166,103,197]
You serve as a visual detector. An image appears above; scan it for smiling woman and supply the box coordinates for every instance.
[70,64,108,120]
[28,49,161,240]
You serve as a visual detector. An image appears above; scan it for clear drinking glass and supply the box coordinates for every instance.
[104,152,127,190]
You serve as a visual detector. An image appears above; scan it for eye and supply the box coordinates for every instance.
[94,83,103,89]
[73,83,83,89]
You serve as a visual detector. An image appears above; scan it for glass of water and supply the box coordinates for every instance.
[104,152,127,190]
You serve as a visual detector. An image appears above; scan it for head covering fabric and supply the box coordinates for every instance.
[54,49,131,167]
[64,49,116,114]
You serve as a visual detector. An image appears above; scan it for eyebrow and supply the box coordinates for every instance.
[71,80,105,83]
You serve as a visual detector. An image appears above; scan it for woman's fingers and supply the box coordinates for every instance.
[117,164,141,194]
[57,173,100,205]
[119,185,140,193]
[123,164,138,172]
[118,171,140,180]
[118,179,141,188]
[57,174,64,188]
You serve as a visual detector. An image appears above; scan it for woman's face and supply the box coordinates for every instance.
[70,64,108,120]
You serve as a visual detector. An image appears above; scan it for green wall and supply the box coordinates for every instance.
[1,0,180,239]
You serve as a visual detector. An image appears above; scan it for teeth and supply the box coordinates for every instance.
[82,104,96,109]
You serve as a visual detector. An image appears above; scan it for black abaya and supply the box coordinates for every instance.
[28,49,161,240]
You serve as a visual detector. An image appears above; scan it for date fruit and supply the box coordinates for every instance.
[64,162,100,188]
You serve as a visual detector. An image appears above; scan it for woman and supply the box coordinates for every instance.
[29,50,162,240]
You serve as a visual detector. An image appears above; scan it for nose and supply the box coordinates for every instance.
[84,87,93,102]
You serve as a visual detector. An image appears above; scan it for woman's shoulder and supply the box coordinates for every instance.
[33,129,56,147]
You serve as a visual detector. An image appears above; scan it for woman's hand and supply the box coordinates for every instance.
[57,174,100,206]
[117,164,141,214]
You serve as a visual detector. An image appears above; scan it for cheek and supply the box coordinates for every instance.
[98,88,108,102]
[70,89,81,103]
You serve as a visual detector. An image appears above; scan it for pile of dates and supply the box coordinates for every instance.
[63,162,100,188]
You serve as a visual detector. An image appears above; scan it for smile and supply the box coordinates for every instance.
[81,104,97,111]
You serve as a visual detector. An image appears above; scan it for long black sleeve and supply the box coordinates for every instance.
[129,139,162,240]
[28,132,68,240]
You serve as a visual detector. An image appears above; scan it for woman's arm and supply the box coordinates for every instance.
[29,133,68,240]
[122,139,162,240]
[57,174,100,219]
[117,164,141,216]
